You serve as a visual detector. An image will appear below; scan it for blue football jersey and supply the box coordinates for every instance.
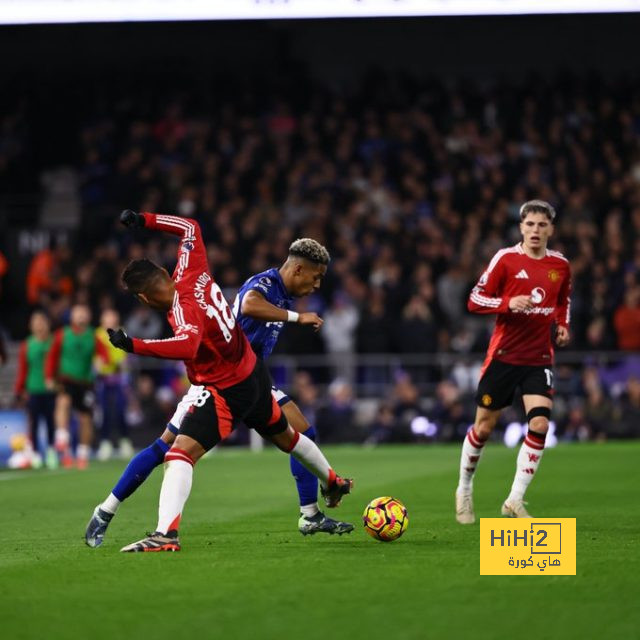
[233,268,294,358]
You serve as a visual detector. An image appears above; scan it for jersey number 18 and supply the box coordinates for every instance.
[206,282,236,342]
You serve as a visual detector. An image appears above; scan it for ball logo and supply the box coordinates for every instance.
[530,287,546,304]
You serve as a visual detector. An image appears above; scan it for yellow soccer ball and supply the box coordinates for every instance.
[362,496,409,542]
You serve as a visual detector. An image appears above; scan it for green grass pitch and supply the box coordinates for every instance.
[1,442,638,640]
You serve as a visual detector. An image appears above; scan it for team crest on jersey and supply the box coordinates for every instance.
[548,269,560,282]
[482,394,492,407]
[182,241,194,252]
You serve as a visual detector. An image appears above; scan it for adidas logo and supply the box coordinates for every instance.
[515,269,529,279]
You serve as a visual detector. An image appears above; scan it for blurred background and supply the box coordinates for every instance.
[1,5,639,466]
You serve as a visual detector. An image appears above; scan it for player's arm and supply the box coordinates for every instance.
[120,210,209,291]
[555,267,572,346]
[240,290,323,329]
[108,301,204,360]
[44,329,63,387]
[468,258,531,314]
[121,210,205,261]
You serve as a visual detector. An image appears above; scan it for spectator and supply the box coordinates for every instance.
[614,285,640,350]
[316,378,357,443]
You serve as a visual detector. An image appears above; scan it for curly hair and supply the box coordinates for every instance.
[519,200,556,222]
[288,238,330,265]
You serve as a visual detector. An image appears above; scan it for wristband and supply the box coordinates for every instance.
[287,310,299,323]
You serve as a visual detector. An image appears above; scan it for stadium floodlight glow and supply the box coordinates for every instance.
[410,416,438,437]
[1,0,639,25]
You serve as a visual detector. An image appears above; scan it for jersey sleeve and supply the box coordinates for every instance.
[555,265,572,328]
[14,341,28,395]
[468,255,510,314]
[131,298,204,360]
[141,213,208,286]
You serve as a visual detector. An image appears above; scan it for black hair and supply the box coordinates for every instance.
[121,259,165,293]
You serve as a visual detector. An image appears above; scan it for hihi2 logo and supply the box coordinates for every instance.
[480,518,576,575]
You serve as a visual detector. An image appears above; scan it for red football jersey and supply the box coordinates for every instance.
[468,243,571,372]
[131,213,256,388]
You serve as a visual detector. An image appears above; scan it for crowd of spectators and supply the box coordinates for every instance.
[2,70,640,442]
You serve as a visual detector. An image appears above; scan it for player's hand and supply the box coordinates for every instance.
[508,295,534,312]
[120,209,145,229]
[298,312,323,331]
[555,325,570,347]
[107,328,134,353]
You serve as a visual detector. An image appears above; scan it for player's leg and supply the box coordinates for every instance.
[96,379,113,461]
[121,386,220,552]
[113,382,133,459]
[75,385,97,469]
[455,406,501,524]
[456,359,515,524]
[280,393,318,513]
[281,397,354,535]
[85,426,176,548]
[43,393,58,469]
[76,411,94,470]
[502,390,553,518]
[265,423,353,509]
[85,385,202,548]
[53,390,73,467]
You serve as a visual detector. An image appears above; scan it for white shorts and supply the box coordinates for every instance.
[167,384,204,433]
[271,385,290,406]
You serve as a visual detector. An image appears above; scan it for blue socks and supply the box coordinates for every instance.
[111,438,169,501]
[290,426,319,508]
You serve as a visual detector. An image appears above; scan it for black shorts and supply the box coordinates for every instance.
[61,381,95,414]
[179,359,288,451]
[475,360,554,410]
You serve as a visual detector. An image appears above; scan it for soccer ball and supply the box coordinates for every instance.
[362,496,408,542]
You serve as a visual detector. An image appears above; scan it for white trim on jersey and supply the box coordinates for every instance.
[157,215,196,281]
[172,291,187,329]
[470,246,519,309]
[470,291,501,308]
[142,333,190,345]
[485,245,520,275]
[546,248,569,263]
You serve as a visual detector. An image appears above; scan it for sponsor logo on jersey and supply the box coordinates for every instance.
[548,269,560,282]
[515,269,529,279]
[482,394,493,406]
[522,307,554,316]
[530,287,546,304]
